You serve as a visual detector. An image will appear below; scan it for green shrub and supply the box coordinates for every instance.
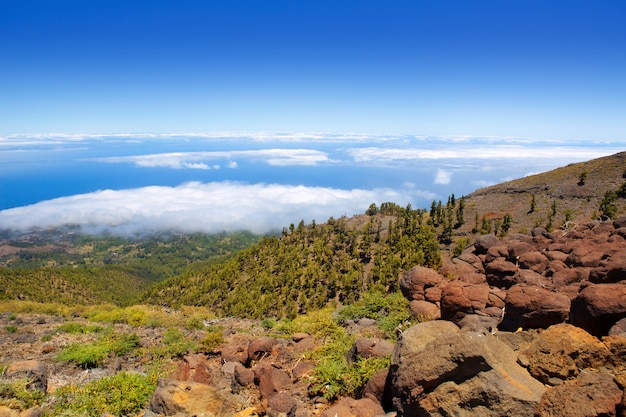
[149,328,197,359]
[56,332,140,368]
[56,322,104,334]
[108,333,140,356]
[47,371,157,417]
[0,378,46,410]
[338,290,410,340]
[4,325,18,334]
[56,343,110,368]
[309,330,389,400]
[199,328,224,352]
[185,317,205,330]
[261,318,276,330]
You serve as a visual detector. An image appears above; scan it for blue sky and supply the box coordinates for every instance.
[2,0,625,138]
[1,2,625,235]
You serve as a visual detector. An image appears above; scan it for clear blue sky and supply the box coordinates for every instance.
[1,0,625,139]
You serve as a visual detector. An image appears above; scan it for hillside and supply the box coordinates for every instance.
[0,231,261,306]
[458,151,626,236]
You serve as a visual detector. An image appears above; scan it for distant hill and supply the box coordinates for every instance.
[456,151,626,236]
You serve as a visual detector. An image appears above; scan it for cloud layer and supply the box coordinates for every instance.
[0,182,416,236]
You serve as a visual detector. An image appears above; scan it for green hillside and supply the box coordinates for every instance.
[140,205,442,318]
[0,231,261,306]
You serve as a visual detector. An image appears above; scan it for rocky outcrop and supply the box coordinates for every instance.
[404,217,626,336]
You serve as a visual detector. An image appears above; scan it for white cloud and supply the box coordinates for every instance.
[434,169,452,185]
[347,146,621,163]
[95,149,331,169]
[0,182,422,236]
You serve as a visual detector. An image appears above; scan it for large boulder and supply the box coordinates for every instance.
[501,284,570,330]
[518,323,618,384]
[485,259,518,288]
[570,282,626,336]
[400,266,444,301]
[4,360,47,392]
[440,281,490,323]
[389,321,545,416]
[535,371,623,417]
[149,379,241,416]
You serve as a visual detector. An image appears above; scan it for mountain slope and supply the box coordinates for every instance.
[458,151,626,235]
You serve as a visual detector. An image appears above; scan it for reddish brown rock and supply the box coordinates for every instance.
[502,284,570,330]
[589,256,626,283]
[171,353,212,384]
[570,283,626,336]
[473,234,500,254]
[254,363,292,399]
[400,266,444,301]
[347,338,394,363]
[221,340,250,365]
[485,259,518,288]
[248,336,278,362]
[440,281,490,323]
[409,300,440,320]
[234,362,255,387]
[535,371,623,417]
[517,250,549,273]
[506,241,535,262]
[319,397,385,417]
[361,367,390,405]
[267,392,298,417]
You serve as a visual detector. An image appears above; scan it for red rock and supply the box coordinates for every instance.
[517,250,549,273]
[485,259,518,288]
[234,362,255,387]
[347,338,394,363]
[361,367,390,405]
[221,340,250,365]
[248,336,278,362]
[440,281,489,323]
[267,392,298,417]
[254,363,292,399]
[473,234,500,254]
[535,371,622,417]
[319,397,384,417]
[571,283,626,336]
[409,300,441,320]
[400,266,444,301]
[171,353,213,384]
[502,284,570,330]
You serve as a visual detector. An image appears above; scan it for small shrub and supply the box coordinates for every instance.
[4,325,18,334]
[48,371,157,417]
[56,343,110,368]
[185,317,205,330]
[57,322,104,334]
[199,328,224,353]
[7,313,17,321]
[261,318,276,330]
[108,333,140,356]
[0,378,46,410]
[149,328,197,359]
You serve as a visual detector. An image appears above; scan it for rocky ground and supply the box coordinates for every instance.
[2,217,626,416]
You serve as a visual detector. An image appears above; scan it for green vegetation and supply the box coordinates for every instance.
[142,206,442,319]
[56,331,140,368]
[337,290,411,340]
[0,378,46,410]
[0,231,262,306]
[45,371,158,417]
